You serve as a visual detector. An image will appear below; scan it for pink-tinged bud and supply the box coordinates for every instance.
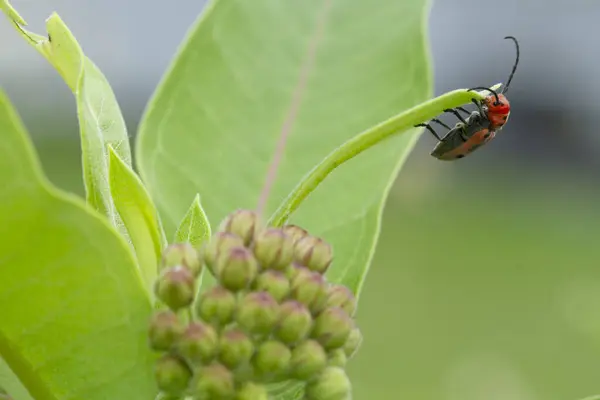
[289,340,327,381]
[275,300,313,344]
[203,232,245,276]
[286,262,311,281]
[148,310,185,351]
[343,327,363,359]
[154,266,196,311]
[326,284,357,317]
[218,209,260,245]
[236,382,268,400]
[218,328,254,369]
[311,307,353,351]
[236,291,279,336]
[327,349,347,368]
[154,354,192,396]
[252,228,294,270]
[294,236,333,274]
[162,243,202,277]
[305,367,352,400]
[217,246,259,291]
[253,270,290,302]
[290,270,329,315]
[252,340,291,377]
[282,224,309,244]
[195,285,236,327]
[176,322,218,364]
[191,363,235,399]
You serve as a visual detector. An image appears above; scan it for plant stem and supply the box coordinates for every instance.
[267,87,499,227]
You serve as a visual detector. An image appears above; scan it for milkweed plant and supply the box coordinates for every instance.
[0,1,588,400]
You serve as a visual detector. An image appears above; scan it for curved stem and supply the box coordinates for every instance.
[267,86,500,227]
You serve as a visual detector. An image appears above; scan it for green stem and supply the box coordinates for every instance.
[268,86,500,227]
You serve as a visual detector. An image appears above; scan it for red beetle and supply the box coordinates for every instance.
[417,36,520,160]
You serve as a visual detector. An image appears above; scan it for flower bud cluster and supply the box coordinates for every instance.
[150,209,362,399]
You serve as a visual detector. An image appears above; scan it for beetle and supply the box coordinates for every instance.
[416,36,520,160]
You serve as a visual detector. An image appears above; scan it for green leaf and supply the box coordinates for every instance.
[0,358,32,400]
[108,145,168,293]
[0,89,155,399]
[174,194,211,248]
[138,0,432,292]
[1,2,132,232]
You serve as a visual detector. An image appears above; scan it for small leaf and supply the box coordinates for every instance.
[108,145,168,293]
[0,88,155,400]
[174,194,211,248]
[1,3,132,232]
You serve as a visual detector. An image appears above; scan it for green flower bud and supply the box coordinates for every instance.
[203,232,245,275]
[326,285,357,317]
[327,349,347,368]
[311,307,353,350]
[252,228,294,270]
[305,367,352,400]
[294,236,333,274]
[162,243,202,277]
[218,209,259,245]
[177,322,219,364]
[148,310,185,351]
[275,300,313,344]
[289,340,327,381]
[217,246,259,291]
[236,291,279,336]
[235,382,268,400]
[343,327,363,359]
[253,270,290,302]
[154,266,196,311]
[192,363,235,399]
[154,354,192,396]
[282,224,309,244]
[218,328,255,369]
[196,285,236,327]
[252,340,291,377]
[286,262,311,281]
[0,388,11,400]
[291,270,328,315]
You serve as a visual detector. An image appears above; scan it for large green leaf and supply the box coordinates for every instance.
[0,88,155,400]
[137,0,432,295]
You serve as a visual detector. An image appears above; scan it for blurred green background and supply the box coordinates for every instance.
[4,0,600,399]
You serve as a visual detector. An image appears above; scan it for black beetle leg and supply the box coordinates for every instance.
[415,123,442,141]
[443,108,467,124]
[431,118,451,130]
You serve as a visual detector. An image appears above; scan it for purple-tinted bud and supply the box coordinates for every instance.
[191,363,235,399]
[203,232,245,276]
[282,224,309,244]
[275,300,313,344]
[289,340,327,381]
[154,266,196,311]
[305,367,352,400]
[311,307,353,350]
[326,284,357,317]
[236,382,268,400]
[218,328,255,369]
[294,236,333,274]
[217,246,259,291]
[343,326,363,359]
[162,243,202,277]
[195,285,236,327]
[148,310,185,351]
[291,270,329,315]
[252,340,291,377]
[154,354,192,396]
[218,209,260,245]
[177,322,218,364]
[327,349,347,368]
[252,228,294,270]
[253,270,290,302]
[236,291,279,336]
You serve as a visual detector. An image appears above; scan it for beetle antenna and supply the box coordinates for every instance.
[502,36,520,94]
[468,87,500,104]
